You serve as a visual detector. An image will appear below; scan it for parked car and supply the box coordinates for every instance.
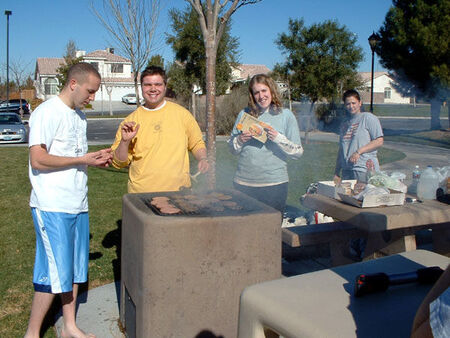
[122,93,137,104]
[121,93,144,105]
[0,99,32,115]
[0,112,28,143]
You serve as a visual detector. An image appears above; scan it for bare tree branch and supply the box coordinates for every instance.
[90,0,162,104]
[9,58,32,117]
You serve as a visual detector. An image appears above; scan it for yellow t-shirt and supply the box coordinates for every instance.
[111,101,205,193]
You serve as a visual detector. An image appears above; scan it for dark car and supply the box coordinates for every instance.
[0,99,32,115]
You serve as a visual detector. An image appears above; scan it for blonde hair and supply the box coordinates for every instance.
[248,74,283,117]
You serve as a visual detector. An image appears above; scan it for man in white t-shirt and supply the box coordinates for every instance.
[25,62,112,338]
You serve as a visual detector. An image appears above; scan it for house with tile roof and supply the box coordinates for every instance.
[187,63,272,95]
[34,48,139,101]
[230,64,292,95]
[357,71,412,104]
[231,64,271,83]
[35,48,277,101]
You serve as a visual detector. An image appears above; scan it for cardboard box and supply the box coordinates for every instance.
[338,189,405,208]
[237,112,269,143]
[317,180,357,200]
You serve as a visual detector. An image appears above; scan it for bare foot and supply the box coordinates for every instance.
[61,326,96,338]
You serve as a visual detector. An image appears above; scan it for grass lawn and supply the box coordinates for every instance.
[372,104,449,117]
[0,141,404,337]
[384,129,450,149]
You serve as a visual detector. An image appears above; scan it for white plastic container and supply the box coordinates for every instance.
[417,166,439,200]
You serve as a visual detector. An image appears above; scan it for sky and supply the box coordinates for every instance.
[0,0,394,80]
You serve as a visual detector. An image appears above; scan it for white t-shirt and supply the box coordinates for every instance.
[29,96,89,213]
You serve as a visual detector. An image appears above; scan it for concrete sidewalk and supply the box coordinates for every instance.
[55,132,449,337]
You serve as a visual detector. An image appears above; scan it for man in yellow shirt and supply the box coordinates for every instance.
[111,66,209,193]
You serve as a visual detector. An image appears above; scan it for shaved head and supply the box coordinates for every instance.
[65,62,101,87]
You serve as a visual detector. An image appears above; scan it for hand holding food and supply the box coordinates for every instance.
[258,121,277,140]
[85,148,113,167]
[265,127,278,141]
[121,121,140,142]
[238,130,252,144]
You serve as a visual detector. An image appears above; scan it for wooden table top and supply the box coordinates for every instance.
[302,194,450,232]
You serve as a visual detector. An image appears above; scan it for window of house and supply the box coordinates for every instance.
[44,78,58,95]
[384,87,391,99]
[111,63,123,73]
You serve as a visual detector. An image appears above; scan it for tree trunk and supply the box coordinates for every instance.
[191,85,197,120]
[109,92,113,116]
[288,85,292,111]
[447,100,449,129]
[134,74,141,108]
[205,43,217,189]
[304,101,316,144]
[430,99,442,130]
[19,92,24,119]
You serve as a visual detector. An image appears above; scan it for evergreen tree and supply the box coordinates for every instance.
[166,6,240,98]
[376,0,450,129]
[147,54,165,69]
[275,19,363,107]
[56,41,83,90]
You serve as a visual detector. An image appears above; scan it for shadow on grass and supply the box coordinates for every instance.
[89,232,103,260]
[102,219,122,283]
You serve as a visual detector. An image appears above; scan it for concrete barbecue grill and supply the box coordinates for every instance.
[120,189,281,338]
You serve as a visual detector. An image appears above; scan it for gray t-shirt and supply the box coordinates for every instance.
[337,112,383,173]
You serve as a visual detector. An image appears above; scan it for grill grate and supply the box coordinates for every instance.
[143,191,259,216]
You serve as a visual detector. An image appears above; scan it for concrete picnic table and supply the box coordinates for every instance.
[238,249,450,338]
[302,193,450,265]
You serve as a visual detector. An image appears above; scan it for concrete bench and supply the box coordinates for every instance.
[282,222,366,266]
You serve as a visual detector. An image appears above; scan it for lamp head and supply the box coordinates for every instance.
[368,32,380,52]
[5,10,12,16]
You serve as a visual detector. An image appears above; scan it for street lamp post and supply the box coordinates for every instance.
[5,10,12,104]
[368,32,380,113]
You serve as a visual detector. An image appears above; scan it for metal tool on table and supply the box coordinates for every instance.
[354,266,444,297]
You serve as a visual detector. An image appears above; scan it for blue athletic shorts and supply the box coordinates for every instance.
[31,208,90,294]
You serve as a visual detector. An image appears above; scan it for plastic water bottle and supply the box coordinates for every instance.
[366,159,375,183]
[409,165,421,194]
[417,166,439,200]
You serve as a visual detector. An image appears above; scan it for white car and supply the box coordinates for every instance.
[0,112,28,143]
[122,93,140,104]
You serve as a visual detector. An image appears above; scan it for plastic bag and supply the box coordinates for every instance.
[368,172,407,193]
[390,171,406,182]
[436,166,450,189]
[353,184,390,201]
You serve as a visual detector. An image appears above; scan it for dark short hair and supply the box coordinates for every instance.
[140,65,167,85]
[343,89,361,102]
[66,62,101,87]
